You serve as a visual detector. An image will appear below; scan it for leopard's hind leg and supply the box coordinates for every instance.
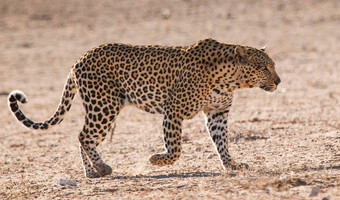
[78,95,122,178]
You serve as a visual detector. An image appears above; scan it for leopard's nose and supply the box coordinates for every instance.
[274,77,281,85]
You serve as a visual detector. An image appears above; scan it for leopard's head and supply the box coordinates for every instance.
[235,46,281,92]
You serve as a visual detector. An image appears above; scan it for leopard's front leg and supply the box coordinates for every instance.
[203,107,249,170]
[149,107,183,166]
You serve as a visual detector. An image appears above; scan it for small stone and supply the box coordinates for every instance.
[147,145,155,152]
[309,186,319,197]
[27,156,34,162]
[206,154,214,159]
[195,147,201,152]
[161,8,171,19]
[56,178,77,187]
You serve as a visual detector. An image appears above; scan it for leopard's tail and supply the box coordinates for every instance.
[8,71,77,130]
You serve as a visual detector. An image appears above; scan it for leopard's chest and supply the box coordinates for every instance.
[203,90,234,112]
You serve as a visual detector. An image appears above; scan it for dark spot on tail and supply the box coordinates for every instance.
[66,105,71,111]
[60,108,65,115]
[41,123,49,129]
[15,111,25,121]
[10,103,18,112]
[9,95,16,102]
[51,117,59,125]
[23,120,33,127]
[15,94,22,101]
[33,124,39,129]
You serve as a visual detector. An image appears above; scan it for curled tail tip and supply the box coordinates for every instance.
[8,90,28,104]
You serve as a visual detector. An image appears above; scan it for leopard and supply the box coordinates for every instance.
[8,38,281,178]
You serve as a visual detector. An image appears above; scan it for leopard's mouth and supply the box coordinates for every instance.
[260,84,277,92]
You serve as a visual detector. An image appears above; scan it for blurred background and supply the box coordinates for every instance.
[0,0,339,199]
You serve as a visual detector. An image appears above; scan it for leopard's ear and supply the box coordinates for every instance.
[235,46,248,62]
[235,46,246,57]
[260,46,266,51]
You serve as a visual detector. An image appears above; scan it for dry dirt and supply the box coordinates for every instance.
[0,0,339,199]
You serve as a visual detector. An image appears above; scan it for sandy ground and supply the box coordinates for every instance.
[0,0,339,199]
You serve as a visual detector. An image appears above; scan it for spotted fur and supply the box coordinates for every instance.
[8,38,280,178]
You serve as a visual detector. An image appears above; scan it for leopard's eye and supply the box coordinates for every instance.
[255,66,265,70]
